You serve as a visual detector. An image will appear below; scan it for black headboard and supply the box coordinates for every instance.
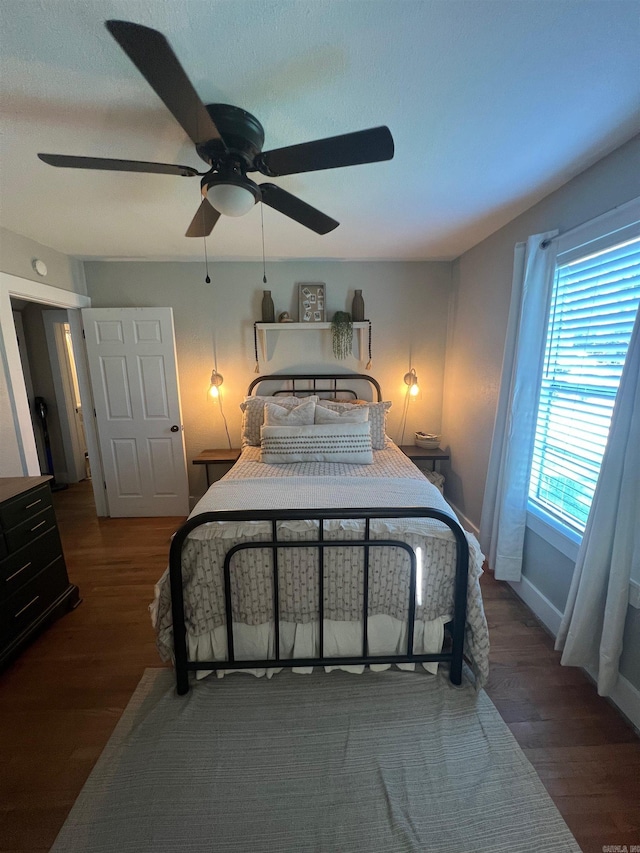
[247,373,382,402]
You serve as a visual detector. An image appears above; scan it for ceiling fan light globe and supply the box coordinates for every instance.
[206,183,256,217]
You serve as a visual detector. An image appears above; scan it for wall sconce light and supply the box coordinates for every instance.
[404,368,420,397]
[209,369,224,399]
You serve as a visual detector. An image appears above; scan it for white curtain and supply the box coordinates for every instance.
[479,231,558,581]
[555,307,640,696]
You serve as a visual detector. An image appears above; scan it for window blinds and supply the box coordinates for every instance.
[529,236,640,531]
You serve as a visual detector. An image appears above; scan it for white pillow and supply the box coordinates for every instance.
[314,405,369,425]
[239,395,319,446]
[315,400,391,450]
[264,398,316,426]
[260,422,373,464]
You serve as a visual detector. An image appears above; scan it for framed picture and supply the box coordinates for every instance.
[298,283,325,322]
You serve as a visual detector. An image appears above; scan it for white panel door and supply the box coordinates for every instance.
[82,308,188,517]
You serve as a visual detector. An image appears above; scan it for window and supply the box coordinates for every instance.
[528,233,640,534]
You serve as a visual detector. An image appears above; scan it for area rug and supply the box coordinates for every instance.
[51,668,580,852]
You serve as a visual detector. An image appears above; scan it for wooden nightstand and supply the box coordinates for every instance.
[399,445,450,471]
[192,449,241,487]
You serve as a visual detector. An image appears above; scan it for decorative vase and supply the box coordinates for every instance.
[351,289,365,321]
[261,290,275,323]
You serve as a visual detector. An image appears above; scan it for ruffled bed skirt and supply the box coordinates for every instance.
[186,614,449,680]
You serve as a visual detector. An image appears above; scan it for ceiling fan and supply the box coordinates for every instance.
[38,20,395,238]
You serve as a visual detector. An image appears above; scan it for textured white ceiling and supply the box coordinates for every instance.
[0,0,639,262]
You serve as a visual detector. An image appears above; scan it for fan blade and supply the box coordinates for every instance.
[260,184,338,234]
[185,198,221,237]
[105,20,224,147]
[256,126,394,177]
[38,153,200,176]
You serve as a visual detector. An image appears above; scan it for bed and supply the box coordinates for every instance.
[152,373,489,694]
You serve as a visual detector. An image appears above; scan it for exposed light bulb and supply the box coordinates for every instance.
[403,368,420,398]
[209,368,223,399]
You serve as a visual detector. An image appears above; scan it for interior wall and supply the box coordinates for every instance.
[0,227,86,294]
[442,132,640,527]
[12,306,46,473]
[443,132,640,696]
[0,365,22,476]
[83,259,451,501]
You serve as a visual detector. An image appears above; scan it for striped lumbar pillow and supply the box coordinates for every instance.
[260,422,373,464]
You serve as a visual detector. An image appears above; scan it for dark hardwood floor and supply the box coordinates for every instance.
[0,480,638,852]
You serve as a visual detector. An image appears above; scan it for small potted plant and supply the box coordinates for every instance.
[331,311,353,359]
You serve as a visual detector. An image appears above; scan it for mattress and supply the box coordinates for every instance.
[151,442,489,684]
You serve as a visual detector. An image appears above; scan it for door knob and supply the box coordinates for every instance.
[170,425,180,432]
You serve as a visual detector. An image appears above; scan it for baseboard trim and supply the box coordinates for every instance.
[508,574,563,636]
[615,677,640,733]
[447,502,479,538]
[586,664,640,735]
[508,574,640,731]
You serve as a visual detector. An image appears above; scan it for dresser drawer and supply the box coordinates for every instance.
[0,535,6,560]
[0,526,64,599]
[3,506,57,553]
[1,557,69,645]
[0,484,52,531]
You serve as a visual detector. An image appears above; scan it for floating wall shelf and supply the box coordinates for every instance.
[256,322,369,363]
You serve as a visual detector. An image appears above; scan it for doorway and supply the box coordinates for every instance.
[2,274,189,518]
[0,271,107,515]
[12,301,90,487]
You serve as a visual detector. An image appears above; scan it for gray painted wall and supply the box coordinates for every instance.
[444,132,640,691]
[84,259,451,502]
[0,227,86,294]
[522,529,575,614]
[443,133,640,527]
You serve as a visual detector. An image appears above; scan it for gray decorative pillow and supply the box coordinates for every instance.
[264,399,316,426]
[315,400,391,449]
[240,396,319,446]
[260,423,373,464]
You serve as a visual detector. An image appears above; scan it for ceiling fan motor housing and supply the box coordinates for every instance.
[196,103,265,168]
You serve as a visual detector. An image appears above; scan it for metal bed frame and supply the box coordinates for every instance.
[247,372,382,402]
[168,373,469,695]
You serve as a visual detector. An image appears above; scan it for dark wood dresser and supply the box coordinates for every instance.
[0,476,79,669]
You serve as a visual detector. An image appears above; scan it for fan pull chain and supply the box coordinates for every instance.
[260,204,267,284]
[203,235,211,283]
[366,320,372,370]
[253,322,260,373]
[202,199,211,283]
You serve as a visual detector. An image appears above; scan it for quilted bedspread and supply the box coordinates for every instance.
[152,443,489,684]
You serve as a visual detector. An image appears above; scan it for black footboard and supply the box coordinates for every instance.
[168,507,469,695]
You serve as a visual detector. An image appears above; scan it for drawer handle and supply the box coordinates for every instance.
[6,562,31,582]
[14,595,40,618]
[25,499,42,509]
[30,520,47,532]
